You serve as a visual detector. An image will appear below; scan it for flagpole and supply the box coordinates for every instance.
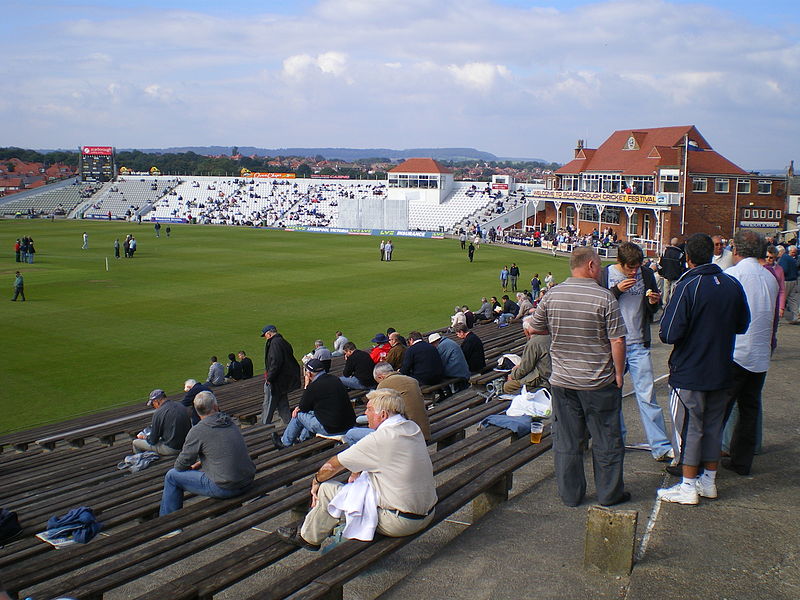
[680,133,688,236]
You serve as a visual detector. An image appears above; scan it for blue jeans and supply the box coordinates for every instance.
[343,426,375,445]
[498,313,514,324]
[281,411,330,446]
[159,468,250,516]
[339,375,369,390]
[621,343,672,458]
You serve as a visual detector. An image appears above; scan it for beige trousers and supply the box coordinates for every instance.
[132,438,179,456]
[300,481,434,545]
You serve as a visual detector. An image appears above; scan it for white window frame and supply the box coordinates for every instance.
[692,178,707,193]
[743,209,750,218]
[737,179,750,194]
[715,179,729,194]
[758,180,772,194]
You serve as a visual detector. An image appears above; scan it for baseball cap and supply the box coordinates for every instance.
[428,333,442,344]
[261,324,277,337]
[305,358,326,373]
[147,389,166,406]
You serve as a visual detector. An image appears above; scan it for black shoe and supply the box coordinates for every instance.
[721,458,750,476]
[665,463,682,477]
[600,491,631,507]
[276,525,320,550]
[271,432,285,450]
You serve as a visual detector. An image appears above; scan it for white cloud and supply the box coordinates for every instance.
[448,62,510,92]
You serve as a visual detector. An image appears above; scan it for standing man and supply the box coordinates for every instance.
[159,391,255,516]
[601,242,673,462]
[154,221,162,237]
[379,239,386,261]
[82,231,88,250]
[509,263,520,292]
[656,233,749,505]
[722,231,778,476]
[658,237,686,307]
[260,324,302,426]
[777,245,799,323]
[500,266,509,292]
[272,359,356,449]
[11,271,25,302]
[711,235,734,270]
[459,231,467,249]
[114,238,120,259]
[468,242,475,262]
[384,239,393,261]
[133,389,191,456]
[531,247,629,507]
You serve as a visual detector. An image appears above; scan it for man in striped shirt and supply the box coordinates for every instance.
[532,247,629,507]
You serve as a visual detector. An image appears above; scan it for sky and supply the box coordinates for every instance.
[1,0,798,169]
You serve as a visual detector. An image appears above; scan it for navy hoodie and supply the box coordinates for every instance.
[659,263,749,391]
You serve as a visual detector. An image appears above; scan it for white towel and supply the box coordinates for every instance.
[327,472,378,541]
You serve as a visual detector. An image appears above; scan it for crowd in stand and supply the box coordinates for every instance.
[126,227,793,550]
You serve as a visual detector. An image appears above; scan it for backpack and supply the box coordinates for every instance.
[0,508,22,544]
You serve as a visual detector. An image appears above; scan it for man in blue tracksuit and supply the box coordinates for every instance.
[656,233,750,505]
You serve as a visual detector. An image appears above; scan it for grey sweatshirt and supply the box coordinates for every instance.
[174,412,255,489]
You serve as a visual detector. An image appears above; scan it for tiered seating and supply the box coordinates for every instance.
[0,180,102,216]
[407,182,502,231]
[83,177,179,219]
[1,322,546,600]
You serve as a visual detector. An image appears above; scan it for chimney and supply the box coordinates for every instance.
[575,139,584,159]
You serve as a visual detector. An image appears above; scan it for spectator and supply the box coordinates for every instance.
[183,378,211,425]
[339,342,376,390]
[159,391,255,516]
[369,333,391,364]
[225,353,243,382]
[331,331,349,357]
[428,333,471,383]
[206,356,226,387]
[454,324,486,374]
[238,351,254,379]
[260,324,302,426]
[401,331,443,385]
[502,316,552,395]
[133,389,191,456]
[385,331,407,370]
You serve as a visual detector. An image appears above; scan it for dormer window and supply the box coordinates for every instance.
[625,136,637,150]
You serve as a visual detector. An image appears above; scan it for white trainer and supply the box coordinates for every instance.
[696,477,718,499]
[657,482,699,505]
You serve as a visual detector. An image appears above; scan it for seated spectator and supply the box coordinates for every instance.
[312,339,333,371]
[502,316,552,395]
[428,333,471,382]
[513,292,534,321]
[369,333,391,363]
[133,389,191,456]
[462,305,476,329]
[475,297,494,322]
[205,356,226,387]
[385,331,407,370]
[497,294,519,325]
[331,331,349,357]
[344,362,431,444]
[401,331,443,385]
[455,324,486,374]
[272,359,356,448]
[159,391,256,516]
[339,342,376,390]
[277,388,436,549]
[238,350,254,379]
[450,306,467,332]
[225,353,243,382]
[183,378,212,425]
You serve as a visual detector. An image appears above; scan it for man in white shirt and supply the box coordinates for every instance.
[711,235,734,270]
[277,389,437,549]
[331,331,349,357]
[722,230,778,476]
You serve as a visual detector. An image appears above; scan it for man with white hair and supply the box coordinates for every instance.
[182,378,211,425]
[277,389,437,549]
[711,235,734,270]
[502,316,552,395]
[159,391,256,516]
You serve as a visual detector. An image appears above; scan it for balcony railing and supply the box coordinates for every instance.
[530,189,681,206]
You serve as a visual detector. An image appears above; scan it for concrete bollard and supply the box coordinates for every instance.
[584,506,638,575]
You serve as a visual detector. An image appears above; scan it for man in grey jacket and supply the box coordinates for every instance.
[159,391,256,516]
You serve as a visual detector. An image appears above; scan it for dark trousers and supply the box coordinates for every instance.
[725,363,767,475]
[261,381,291,425]
[12,287,25,301]
[551,384,625,506]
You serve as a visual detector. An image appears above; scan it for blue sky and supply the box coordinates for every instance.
[1,0,798,169]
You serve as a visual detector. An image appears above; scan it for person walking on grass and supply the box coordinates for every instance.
[11,271,25,301]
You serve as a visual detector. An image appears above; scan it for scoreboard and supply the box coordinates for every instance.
[80,146,115,182]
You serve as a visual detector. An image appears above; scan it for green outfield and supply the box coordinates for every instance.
[0,220,571,433]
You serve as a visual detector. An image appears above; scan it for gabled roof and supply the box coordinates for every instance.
[556,126,747,176]
[389,158,454,174]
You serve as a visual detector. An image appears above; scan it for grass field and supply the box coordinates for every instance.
[0,219,572,433]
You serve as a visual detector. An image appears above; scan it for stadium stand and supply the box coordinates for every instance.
[82,177,180,220]
[0,178,104,217]
[0,322,548,600]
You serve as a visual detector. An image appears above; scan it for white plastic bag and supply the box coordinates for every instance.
[506,386,552,418]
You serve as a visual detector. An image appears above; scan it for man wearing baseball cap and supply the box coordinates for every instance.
[133,389,192,456]
[272,359,356,449]
[260,324,302,426]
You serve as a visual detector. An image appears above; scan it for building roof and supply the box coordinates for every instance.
[389,158,454,174]
[557,125,748,177]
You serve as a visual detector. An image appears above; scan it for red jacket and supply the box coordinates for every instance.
[370,343,391,363]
